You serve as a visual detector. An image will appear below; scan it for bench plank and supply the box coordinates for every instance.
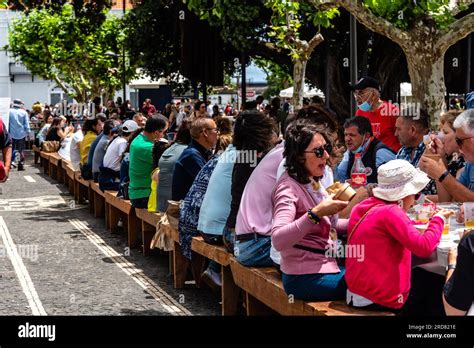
[62,162,75,195]
[104,191,139,248]
[74,171,90,204]
[229,259,394,316]
[135,208,161,256]
[191,236,231,267]
[90,182,106,218]
[48,153,62,181]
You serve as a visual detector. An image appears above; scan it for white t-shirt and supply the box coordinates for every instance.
[103,137,128,172]
[58,135,72,162]
[70,130,84,171]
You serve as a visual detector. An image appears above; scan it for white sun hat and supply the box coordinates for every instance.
[372,159,430,202]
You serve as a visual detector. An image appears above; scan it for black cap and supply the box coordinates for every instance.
[350,76,380,91]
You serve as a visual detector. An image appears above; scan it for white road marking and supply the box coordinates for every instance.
[69,219,192,316]
[0,217,47,316]
[23,176,36,183]
[0,195,85,212]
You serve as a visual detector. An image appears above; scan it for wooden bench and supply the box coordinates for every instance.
[135,208,161,256]
[32,145,41,165]
[48,152,62,181]
[191,237,240,315]
[104,191,140,249]
[62,161,76,196]
[229,258,395,316]
[40,151,51,175]
[74,171,90,204]
[90,182,106,219]
[166,225,240,315]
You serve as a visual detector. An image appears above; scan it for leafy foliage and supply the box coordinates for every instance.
[362,0,464,30]
[125,0,181,81]
[7,3,135,102]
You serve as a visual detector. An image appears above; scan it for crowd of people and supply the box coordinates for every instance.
[1,78,473,316]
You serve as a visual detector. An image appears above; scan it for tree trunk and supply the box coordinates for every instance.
[292,58,307,111]
[404,50,446,128]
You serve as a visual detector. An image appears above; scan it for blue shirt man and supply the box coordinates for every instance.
[335,116,395,184]
[171,139,212,201]
[459,163,474,191]
[8,99,30,169]
[9,100,30,140]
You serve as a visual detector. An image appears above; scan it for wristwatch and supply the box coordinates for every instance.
[438,170,450,183]
[307,209,321,224]
[447,264,456,271]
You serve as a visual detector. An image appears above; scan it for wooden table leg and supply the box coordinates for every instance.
[173,242,189,289]
[222,265,240,316]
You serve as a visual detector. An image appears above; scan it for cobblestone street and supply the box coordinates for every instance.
[0,151,220,316]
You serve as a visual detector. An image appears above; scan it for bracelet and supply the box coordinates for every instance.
[438,170,450,183]
[447,264,456,270]
[307,209,321,224]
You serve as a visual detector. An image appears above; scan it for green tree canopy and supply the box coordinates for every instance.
[7,3,135,103]
[312,0,474,122]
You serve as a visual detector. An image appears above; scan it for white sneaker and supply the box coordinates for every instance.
[201,268,222,287]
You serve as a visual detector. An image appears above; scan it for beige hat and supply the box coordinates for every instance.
[372,159,430,202]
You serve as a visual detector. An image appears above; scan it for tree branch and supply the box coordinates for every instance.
[437,12,474,54]
[310,0,410,48]
[307,33,324,53]
[51,74,69,95]
[252,40,293,71]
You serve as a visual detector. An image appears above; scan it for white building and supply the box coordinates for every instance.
[0,9,130,110]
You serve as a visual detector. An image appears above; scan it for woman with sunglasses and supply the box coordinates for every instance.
[419,110,465,202]
[271,119,349,301]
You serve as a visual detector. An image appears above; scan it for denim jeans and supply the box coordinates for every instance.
[234,235,273,267]
[282,267,347,301]
[12,138,26,164]
[131,197,149,209]
[222,227,235,254]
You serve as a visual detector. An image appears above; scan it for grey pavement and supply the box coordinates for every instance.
[0,150,221,316]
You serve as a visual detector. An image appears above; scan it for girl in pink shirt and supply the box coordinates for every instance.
[346,159,454,310]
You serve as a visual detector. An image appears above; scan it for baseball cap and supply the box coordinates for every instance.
[122,120,139,133]
[350,76,380,91]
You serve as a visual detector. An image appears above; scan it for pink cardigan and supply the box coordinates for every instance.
[346,197,443,309]
[271,172,348,275]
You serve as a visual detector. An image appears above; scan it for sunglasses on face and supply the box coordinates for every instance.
[304,143,333,158]
[414,192,422,201]
[455,136,474,147]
